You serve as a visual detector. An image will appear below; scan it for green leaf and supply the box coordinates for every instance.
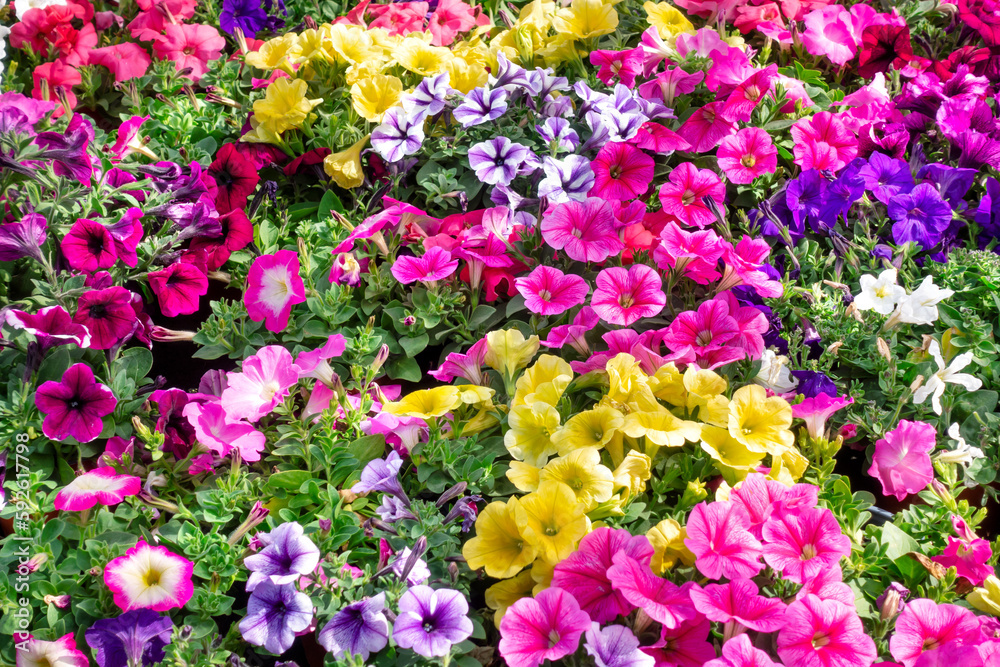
[258,218,278,250]
[267,470,313,490]
[399,334,429,357]
[348,434,386,467]
[319,190,345,219]
[469,305,497,327]
[116,347,153,384]
[386,356,422,382]
[881,522,919,561]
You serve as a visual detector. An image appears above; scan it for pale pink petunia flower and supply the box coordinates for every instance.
[589,142,655,201]
[104,539,195,612]
[183,401,267,462]
[889,598,980,667]
[776,594,876,667]
[717,128,778,185]
[792,393,854,439]
[245,250,306,333]
[295,334,348,385]
[540,198,624,263]
[658,162,726,229]
[221,345,301,422]
[606,551,698,629]
[499,587,592,667]
[684,501,763,580]
[868,419,936,501]
[591,264,666,326]
[801,5,859,66]
[515,265,590,317]
[688,578,786,633]
[791,111,858,173]
[152,23,226,80]
[705,634,780,667]
[795,564,856,607]
[15,634,89,667]
[761,506,852,584]
[391,246,459,286]
[54,467,141,512]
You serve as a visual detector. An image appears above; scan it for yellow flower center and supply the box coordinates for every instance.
[801,544,817,561]
[812,631,830,649]
[548,630,561,648]
[681,189,697,206]
[741,155,756,168]
[144,569,162,587]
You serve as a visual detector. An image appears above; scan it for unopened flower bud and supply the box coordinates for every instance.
[448,561,459,583]
[318,518,332,533]
[403,315,416,326]
[43,594,70,608]
[876,337,892,362]
[909,375,925,393]
[436,482,468,507]
[150,326,196,342]
[877,582,909,621]
[179,625,194,641]
[826,341,843,356]
[371,344,390,375]
[24,553,47,572]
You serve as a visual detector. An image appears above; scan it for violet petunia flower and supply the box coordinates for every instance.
[220,0,268,36]
[377,495,415,523]
[467,137,533,186]
[6,306,91,350]
[84,609,173,667]
[0,213,47,263]
[453,87,508,127]
[244,521,321,591]
[535,117,580,152]
[352,450,406,497]
[35,363,117,443]
[583,623,654,667]
[537,155,595,204]
[401,71,453,118]
[391,547,431,585]
[488,53,532,93]
[371,107,425,163]
[238,581,314,655]
[392,586,473,658]
[888,182,952,249]
[858,152,914,204]
[318,593,390,661]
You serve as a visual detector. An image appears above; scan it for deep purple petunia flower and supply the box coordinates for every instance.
[371,107,425,163]
[392,586,473,658]
[538,155,595,203]
[818,163,865,226]
[0,213,47,263]
[452,87,508,127]
[62,218,118,272]
[976,176,1000,241]
[85,609,174,667]
[858,152,914,204]
[785,170,827,229]
[238,581,314,655]
[888,182,952,248]
[35,363,117,443]
[35,127,93,184]
[790,370,838,398]
[220,0,268,35]
[467,137,533,186]
[6,306,91,350]
[918,163,977,209]
[244,522,321,591]
[318,593,390,660]
[351,450,406,498]
[73,287,136,350]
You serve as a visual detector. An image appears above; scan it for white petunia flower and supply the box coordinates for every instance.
[912,340,983,415]
[853,268,906,315]
[13,0,66,19]
[754,349,799,394]
[895,276,954,326]
[935,423,985,467]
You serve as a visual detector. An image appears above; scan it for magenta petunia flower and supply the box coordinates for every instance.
[675,101,736,153]
[705,634,780,667]
[792,393,854,439]
[391,246,459,286]
[220,345,301,422]
[718,236,784,298]
[713,291,768,360]
[721,65,779,123]
[0,212,47,263]
[761,506,852,585]
[104,540,194,612]
[499,587,592,667]
[889,598,980,667]
[73,286,136,350]
[652,222,725,285]
[868,419,936,502]
[589,48,644,88]
[717,128,778,185]
[588,142,655,201]
[541,306,600,356]
[641,616,716,667]
[791,111,858,173]
[931,536,994,586]
[54,466,141,511]
[35,363,117,443]
[245,250,306,333]
[606,551,698,629]
[182,401,267,462]
[540,198,624,263]
[6,305,91,350]
[794,564,856,608]
[684,501,763,581]
[776,595,877,667]
[61,218,118,272]
[591,264,666,327]
[514,265,589,317]
[658,162,726,229]
[147,262,209,318]
[428,337,488,384]
[16,634,89,667]
[551,527,655,624]
[662,298,739,356]
[688,578,786,633]
[729,473,818,540]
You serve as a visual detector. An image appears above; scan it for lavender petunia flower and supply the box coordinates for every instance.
[605,83,644,116]
[318,593,390,661]
[351,450,406,498]
[0,212,47,262]
[888,182,952,249]
[581,112,612,153]
[536,117,580,152]
[239,581,313,655]
[402,72,453,117]
[391,547,431,585]
[573,81,610,117]
[392,586,473,658]
[858,152,913,205]
[244,522,321,591]
[537,155,594,203]
[530,69,570,99]
[377,495,416,523]
[540,95,574,118]
[85,610,173,667]
[583,623,654,667]
[467,137,533,186]
[488,52,532,93]
[601,109,646,143]
[372,107,425,163]
[452,87,508,127]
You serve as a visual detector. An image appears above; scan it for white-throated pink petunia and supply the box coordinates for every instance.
[104,540,194,612]
[54,466,141,512]
[244,249,306,333]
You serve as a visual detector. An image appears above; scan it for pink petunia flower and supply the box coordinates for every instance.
[794,564,856,608]
[792,393,854,439]
[889,598,980,667]
[499,587,592,667]
[295,334,348,386]
[589,142,655,201]
[713,291,768,359]
[791,111,858,173]
[220,345,300,422]
[722,65,779,123]
[550,527,654,624]
[801,5,859,66]
[689,578,787,633]
[641,616,716,667]
[104,539,195,612]
[109,117,152,161]
[761,506,852,584]
[776,595,876,667]
[515,265,590,317]
[428,337,488,384]
[61,218,117,272]
[717,128,778,185]
[89,43,152,83]
[675,101,737,153]
[662,298,739,356]
[705,634,780,667]
[729,472,818,540]
[658,163,726,229]
[684,501,763,580]
[183,401,267,462]
[541,307,601,356]
[428,0,487,46]
[931,536,994,586]
[717,236,784,298]
[245,250,306,333]
[73,286,137,350]
[148,262,209,318]
[652,222,725,285]
[35,363,117,443]
[15,634,89,667]
[638,67,704,108]
[868,419,936,501]
[540,199,624,263]
[630,122,692,154]
[391,246,459,286]
[152,23,226,81]
[591,264,666,326]
[590,48,645,88]
[606,551,698,629]
[53,466,141,511]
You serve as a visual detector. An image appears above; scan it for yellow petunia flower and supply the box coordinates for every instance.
[444,56,488,94]
[253,78,323,136]
[650,362,686,406]
[683,367,729,420]
[518,481,590,563]
[518,0,557,32]
[531,557,555,593]
[507,461,541,493]
[486,329,540,388]
[513,355,573,408]
[345,59,388,86]
[970,575,1000,616]
[463,498,537,579]
[700,424,766,483]
[643,1,694,41]
[612,449,652,500]
[455,384,496,407]
[552,0,619,40]
[323,134,369,189]
[728,384,795,455]
[485,570,536,626]
[395,38,453,77]
[605,353,659,412]
[383,386,462,421]
[551,405,624,455]
[504,401,560,466]
[646,519,695,574]
[239,116,282,145]
[325,24,376,66]
[622,409,702,455]
[350,75,403,123]
[295,28,330,64]
[462,407,500,435]
[536,33,582,67]
[539,447,614,511]
[769,446,808,483]
[245,34,302,72]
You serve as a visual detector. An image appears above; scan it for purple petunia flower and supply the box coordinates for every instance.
[467,137,533,186]
[392,586,473,658]
[391,547,431,585]
[220,0,268,35]
[244,522,321,591]
[785,169,827,229]
[583,623,653,667]
[488,52,532,93]
[888,182,952,249]
[377,495,415,523]
[318,593,390,661]
[6,306,91,350]
[536,117,579,151]
[918,163,977,209]
[0,213,47,263]
[540,95,574,119]
[452,87,508,127]
[601,109,646,143]
[581,112,613,153]
[402,72,453,118]
[574,81,610,117]
[537,155,594,203]
[372,107,425,163]
[858,152,913,205]
[238,581,314,655]
[976,176,1000,241]
[351,450,406,498]
[818,162,865,226]
[85,609,173,667]
[529,69,570,99]
[790,370,838,398]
